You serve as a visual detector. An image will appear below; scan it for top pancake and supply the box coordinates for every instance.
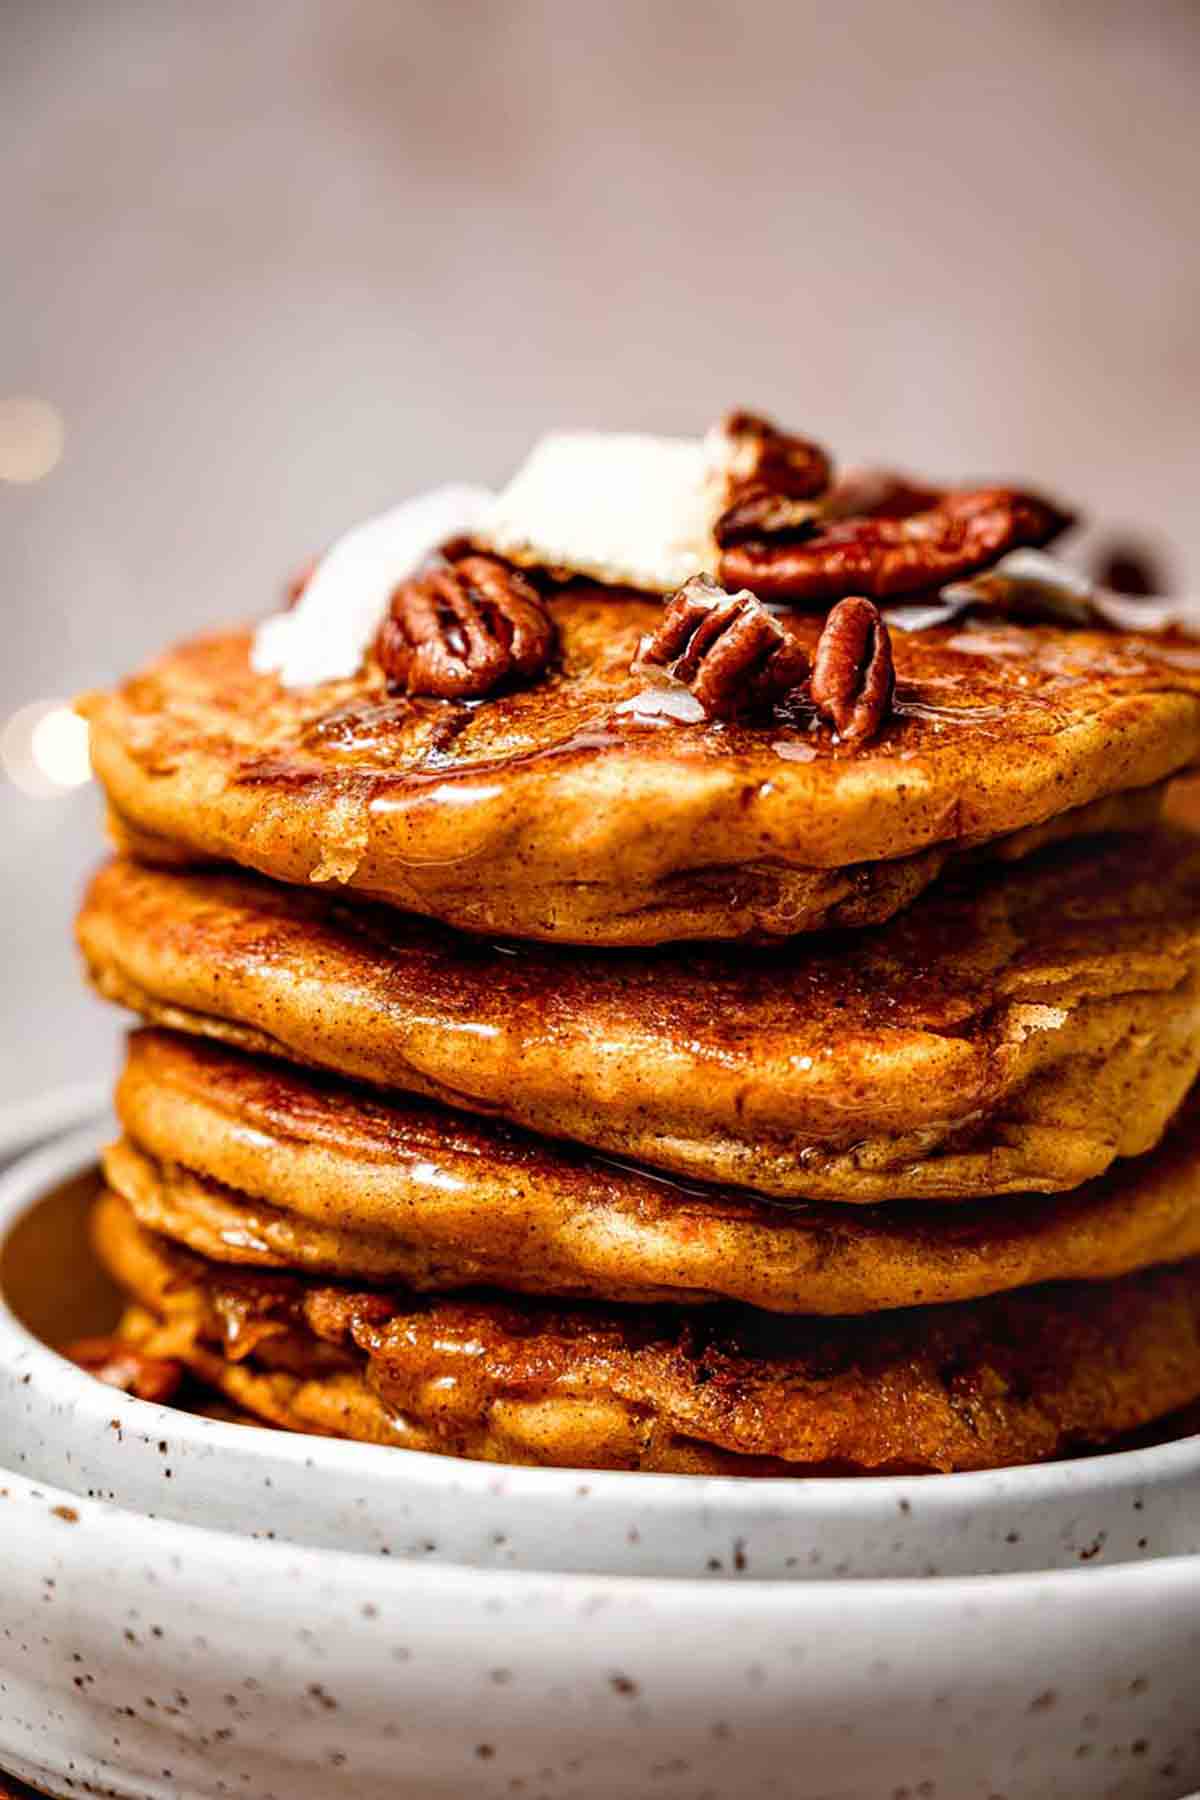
[81,593,1200,944]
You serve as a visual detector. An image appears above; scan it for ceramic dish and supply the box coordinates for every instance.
[4,1126,1200,1582]
[2,1464,1200,1800]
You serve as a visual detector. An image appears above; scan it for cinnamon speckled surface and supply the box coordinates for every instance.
[79,824,1200,1201]
[84,611,1200,943]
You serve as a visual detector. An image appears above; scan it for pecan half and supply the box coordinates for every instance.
[711,411,832,548]
[810,597,895,744]
[65,1336,185,1405]
[635,574,808,720]
[376,555,555,699]
[720,486,1072,602]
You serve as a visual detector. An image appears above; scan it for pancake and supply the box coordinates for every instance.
[79,598,1200,945]
[93,1190,1200,1474]
[105,1030,1200,1314]
[1166,772,1200,831]
[81,831,1200,1199]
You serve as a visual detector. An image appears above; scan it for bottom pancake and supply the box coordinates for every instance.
[92,1190,1200,1476]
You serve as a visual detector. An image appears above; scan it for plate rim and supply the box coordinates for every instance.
[3,1120,1200,1532]
[4,1455,1200,1601]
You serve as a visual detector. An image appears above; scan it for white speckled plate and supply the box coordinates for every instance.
[1,1465,1198,1800]
[4,1126,1200,1582]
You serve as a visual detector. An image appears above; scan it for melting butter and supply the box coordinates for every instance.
[251,484,492,690]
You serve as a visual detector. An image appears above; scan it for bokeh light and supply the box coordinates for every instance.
[0,396,65,483]
[1,700,92,797]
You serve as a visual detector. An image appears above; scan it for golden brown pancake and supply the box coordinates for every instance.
[1166,772,1200,831]
[82,831,1200,1199]
[79,598,1200,944]
[106,1030,1200,1314]
[94,1190,1200,1475]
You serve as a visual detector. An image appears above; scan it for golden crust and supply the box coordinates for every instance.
[83,831,1200,1199]
[106,1031,1200,1314]
[80,603,1200,944]
[94,1191,1200,1474]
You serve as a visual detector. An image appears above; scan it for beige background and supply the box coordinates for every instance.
[2,0,1198,1107]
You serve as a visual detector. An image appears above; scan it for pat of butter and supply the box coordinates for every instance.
[474,431,717,594]
[251,484,492,689]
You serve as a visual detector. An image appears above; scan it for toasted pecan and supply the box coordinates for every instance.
[711,411,833,548]
[635,575,808,720]
[376,554,555,699]
[810,597,895,744]
[721,486,1071,602]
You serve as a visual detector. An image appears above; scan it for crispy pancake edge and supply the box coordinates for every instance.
[81,827,1200,1198]
[94,1191,1200,1475]
[106,1030,1200,1314]
[82,610,1200,943]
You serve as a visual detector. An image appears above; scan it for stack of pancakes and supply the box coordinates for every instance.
[73,473,1200,1476]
